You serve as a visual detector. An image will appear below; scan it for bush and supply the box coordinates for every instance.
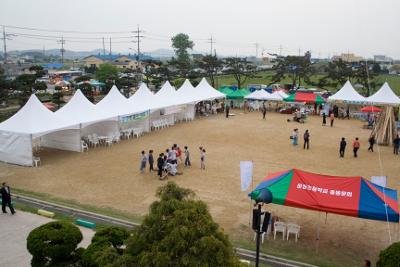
[27,221,83,267]
[82,226,129,267]
[377,242,400,267]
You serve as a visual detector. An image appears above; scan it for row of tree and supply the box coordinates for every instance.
[27,182,244,267]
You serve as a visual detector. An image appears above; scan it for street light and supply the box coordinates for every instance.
[251,188,273,267]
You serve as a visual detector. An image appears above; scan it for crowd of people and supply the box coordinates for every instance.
[140,144,206,180]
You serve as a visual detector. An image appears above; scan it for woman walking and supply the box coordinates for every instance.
[291,129,299,146]
[368,135,375,152]
[303,130,310,150]
[200,149,206,170]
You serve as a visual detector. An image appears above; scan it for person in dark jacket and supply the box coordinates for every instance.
[148,150,154,172]
[339,137,347,158]
[394,134,400,155]
[303,130,310,150]
[368,135,375,152]
[157,153,164,178]
[1,182,15,214]
[322,113,326,126]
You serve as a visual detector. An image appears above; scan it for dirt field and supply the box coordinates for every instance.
[1,111,399,265]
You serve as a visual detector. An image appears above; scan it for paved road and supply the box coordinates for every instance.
[0,211,94,267]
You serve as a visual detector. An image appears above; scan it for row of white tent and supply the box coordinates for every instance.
[244,90,288,101]
[328,81,400,105]
[0,78,225,166]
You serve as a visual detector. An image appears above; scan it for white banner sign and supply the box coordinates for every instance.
[371,176,387,188]
[240,161,253,191]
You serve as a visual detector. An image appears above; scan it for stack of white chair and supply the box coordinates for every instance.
[81,140,89,152]
[273,221,286,240]
[286,223,300,242]
[33,156,41,167]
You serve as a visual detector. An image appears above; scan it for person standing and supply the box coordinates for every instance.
[368,135,375,152]
[303,130,310,150]
[291,129,299,146]
[330,112,335,127]
[353,137,360,157]
[157,153,164,178]
[262,102,267,120]
[225,102,230,118]
[140,150,147,173]
[1,182,15,214]
[346,106,350,119]
[339,137,347,157]
[184,146,191,166]
[200,149,206,170]
[322,113,326,126]
[394,134,400,155]
[148,150,154,172]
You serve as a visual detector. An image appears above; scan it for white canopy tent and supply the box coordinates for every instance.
[0,95,79,166]
[245,90,283,101]
[276,90,289,99]
[176,79,196,103]
[366,82,400,106]
[55,90,120,142]
[328,81,366,104]
[193,78,225,102]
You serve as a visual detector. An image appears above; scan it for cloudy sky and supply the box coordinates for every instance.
[1,0,399,58]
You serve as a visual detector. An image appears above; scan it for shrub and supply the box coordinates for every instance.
[376,242,400,267]
[27,221,83,267]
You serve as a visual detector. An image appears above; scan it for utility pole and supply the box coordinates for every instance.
[57,36,66,64]
[132,24,144,62]
[279,44,283,56]
[102,37,106,57]
[43,45,45,57]
[1,26,15,68]
[109,38,112,57]
[208,35,215,56]
[254,42,259,58]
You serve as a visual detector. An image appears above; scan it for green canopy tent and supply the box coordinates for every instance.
[226,89,251,99]
[218,87,234,96]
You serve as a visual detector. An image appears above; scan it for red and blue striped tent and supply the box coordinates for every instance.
[249,169,399,222]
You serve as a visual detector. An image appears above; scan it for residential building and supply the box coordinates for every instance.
[83,55,141,70]
[332,53,363,63]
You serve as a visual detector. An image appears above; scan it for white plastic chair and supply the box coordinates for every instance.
[91,136,99,147]
[81,140,89,152]
[112,134,120,143]
[33,156,41,167]
[105,137,113,147]
[286,223,300,242]
[274,221,286,240]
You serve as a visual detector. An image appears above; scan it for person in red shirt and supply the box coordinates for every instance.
[353,137,360,157]
[330,112,335,127]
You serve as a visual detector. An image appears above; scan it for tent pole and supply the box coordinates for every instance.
[325,212,328,224]
[30,133,33,166]
[248,160,254,234]
[79,123,82,152]
[316,212,321,254]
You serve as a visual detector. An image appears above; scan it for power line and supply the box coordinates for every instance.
[0,24,132,34]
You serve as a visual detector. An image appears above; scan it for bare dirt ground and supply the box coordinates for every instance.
[1,111,399,265]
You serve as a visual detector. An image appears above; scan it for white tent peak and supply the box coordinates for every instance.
[194,77,225,101]
[57,90,95,114]
[129,83,154,103]
[366,82,400,105]
[0,94,76,134]
[156,81,176,98]
[180,79,194,89]
[328,80,366,103]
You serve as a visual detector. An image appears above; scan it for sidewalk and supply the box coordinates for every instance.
[0,211,94,267]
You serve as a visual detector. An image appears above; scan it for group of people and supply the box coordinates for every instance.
[339,137,361,158]
[322,112,336,127]
[140,145,206,180]
[291,129,310,149]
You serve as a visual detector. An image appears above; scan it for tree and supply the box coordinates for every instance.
[353,61,376,96]
[196,55,223,87]
[123,182,244,267]
[95,63,119,83]
[271,51,314,87]
[12,74,37,105]
[170,33,194,77]
[224,57,256,89]
[80,83,94,103]
[29,65,46,78]
[321,59,353,89]
[32,81,47,92]
[27,221,83,267]
[74,75,93,83]
[82,226,129,267]
[376,242,400,267]
[0,67,9,105]
[52,85,64,108]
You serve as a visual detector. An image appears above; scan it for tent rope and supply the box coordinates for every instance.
[375,120,392,244]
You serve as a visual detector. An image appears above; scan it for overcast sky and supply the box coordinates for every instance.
[1,0,399,58]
